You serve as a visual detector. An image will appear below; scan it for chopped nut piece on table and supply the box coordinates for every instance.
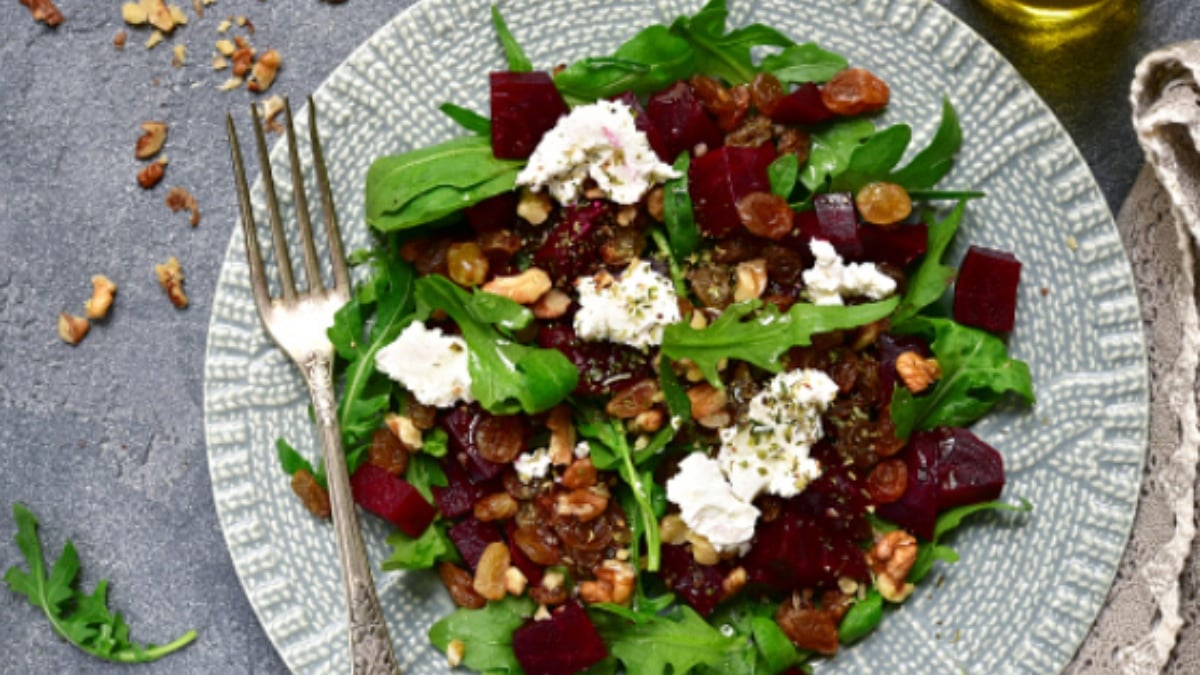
[137,159,166,189]
[21,0,64,26]
[247,49,282,93]
[135,121,168,160]
[84,275,118,320]
[57,313,89,345]
[165,186,201,226]
[113,30,128,49]
[154,256,188,308]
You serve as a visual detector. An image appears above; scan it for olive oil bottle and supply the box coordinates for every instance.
[979,0,1124,26]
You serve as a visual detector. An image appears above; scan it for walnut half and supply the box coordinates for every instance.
[154,256,188,308]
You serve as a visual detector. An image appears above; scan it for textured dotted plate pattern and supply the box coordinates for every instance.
[202,1,1149,673]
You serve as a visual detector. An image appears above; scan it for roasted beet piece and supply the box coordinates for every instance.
[349,464,437,537]
[933,427,1006,510]
[612,91,670,162]
[953,245,1022,333]
[465,192,519,233]
[490,72,570,159]
[533,200,612,281]
[448,517,504,571]
[770,83,836,125]
[858,222,928,267]
[875,431,940,540]
[689,144,776,238]
[659,543,730,616]
[646,81,724,162]
[538,324,653,396]
[433,458,493,518]
[796,192,861,257]
[440,405,508,483]
[512,601,608,675]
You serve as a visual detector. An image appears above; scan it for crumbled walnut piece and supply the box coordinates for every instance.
[230,46,254,77]
[121,1,147,23]
[21,0,64,26]
[145,30,165,49]
[869,530,918,602]
[215,39,235,56]
[154,256,188,308]
[555,487,608,522]
[141,0,174,32]
[472,542,510,601]
[191,0,202,17]
[516,188,553,225]
[546,404,575,466]
[504,566,528,596]
[137,159,166,189]
[164,186,200,226]
[630,409,664,434]
[895,351,941,394]
[446,639,465,668]
[686,383,728,421]
[247,49,282,93]
[216,18,231,32]
[481,268,552,305]
[171,44,186,67]
[660,514,689,545]
[135,121,168,159]
[686,531,720,565]
[531,288,571,319]
[212,55,229,70]
[232,34,251,50]
[578,579,612,604]
[384,413,423,450]
[722,567,748,597]
[58,313,89,345]
[594,560,636,605]
[113,30,127,49]
[616,204,638,227]
[167,3,187,26]
[733,258,767,301]
[84,275,117,320]
[217,76,243,91]
[260,95,285,133]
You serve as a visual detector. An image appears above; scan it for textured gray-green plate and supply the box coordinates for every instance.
[202,0,1149,673]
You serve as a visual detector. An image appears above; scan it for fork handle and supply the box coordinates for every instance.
[303,355,402,675]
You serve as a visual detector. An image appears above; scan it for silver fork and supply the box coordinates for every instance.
[226,97,402,675]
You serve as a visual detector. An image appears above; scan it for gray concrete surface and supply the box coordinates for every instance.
[0,1,1195,674]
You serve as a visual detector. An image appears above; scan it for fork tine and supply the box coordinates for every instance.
[308,96,351,294]
[250,102,298,302]
[226,114,273,319]
[283,97,324,294]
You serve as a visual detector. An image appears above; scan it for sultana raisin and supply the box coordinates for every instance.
[605,379,658,419]
[821,68,890,116]
[447,241,490,287]
[367,427,409,476]
[561,457,598,490]
[750,72,786,117]
[735,192,795,240]
[690,75,750,131]
[474,492,520,522]
[513,524,562,566]
[855,181,912,227]
[439,562,486,609]
[291,469,331,519]
[474,414,525,464]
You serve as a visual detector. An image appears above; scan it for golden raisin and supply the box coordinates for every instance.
[447,241,489,287]
[605,379,658,419]
[439,562,486,609]
[513,525,561,566]
[474,492,519,522]
[472,542,511,601]
[474,414,525,464]
[690,75,750,131]
[750,72,786,117]
[367,427,409,476]
[866,458,908,504]
[735,192,794,241]
[290,469,331,519]
[821,68,890,116]
[855,181,912,227]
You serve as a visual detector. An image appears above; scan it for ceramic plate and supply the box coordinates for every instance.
[203,1,1149,672]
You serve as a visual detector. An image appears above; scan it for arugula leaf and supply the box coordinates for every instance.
[760,42,848,84]
[422,427,449,458]
[429,596,535,673]
[890,98,963,191]
[465,289,534,332]
[704,596,808,674]
[767,153,799,199]
[669,0,794,85]
[662,152,699,259]
[837,588,883,644]
[405,453,449,503]
[890,316,1035,438]
[275,438,326,489]
[3,504,197,663]
[490,6,532,72]
[415,275,578,414]
[554,25,695,103]
[382,521,459,571]
[649,227,689,298]
[908,499,1032,583]
[365,136,525,232]
[830,124,912,193]
[438,102,491,135]
[658,361,692,427]
[661,298,899,387]
[591,605,747,675]
[577,414,661,570]
[799,118,876,192]
[891,200,965,325]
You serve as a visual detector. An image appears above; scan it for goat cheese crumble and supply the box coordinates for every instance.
[515,100,680,206]
[375,321,473,408]
[666,453,761,555]
[514,448,551,483]
[574,259,681,350]
[802,239,897,305]
[717,368,838,502]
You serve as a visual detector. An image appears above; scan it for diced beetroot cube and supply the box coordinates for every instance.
[689,144,776,238]
[659,544,729,616]
[877,333,931,400]
[464,192,519,233]
[875,431,942,540]
[933,427,1006,510]
[433,458,492,518]
[612,91,670,162]
[796,193,862,258]
[857,222,928,267]
[448,517,503,571]
[505,522,543,586]
[439,405,518,483]
[532,200,613,281]
[490,71,570,159]
[770,83,835,125]
[953,246,1022,333]
[646,81,724,162]
[349,464,437,537]
[512,601,608,675]
[538,324,653,396]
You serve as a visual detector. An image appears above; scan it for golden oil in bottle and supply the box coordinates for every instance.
[979,0,1124,26]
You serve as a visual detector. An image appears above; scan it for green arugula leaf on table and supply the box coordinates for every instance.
[590,604,752,675]
[414,275,578,414]
[404,453,449,503]
[908,499,1033,583]
[429,596,536,673]
[829,124,913,193]
[669,0,794,85]
[490,6,533,72]
[554,25,696,104]
[889,316,1035,438]
[365,136,525,232]
[661,297,899,387]
[799,118,876,192]
[662,152,700,259]
[889,97,963,190]
[760,42,848,84]
[767,153,800,199]
[891,199,966,325]
[3,504,197,663]
[382,521,460,571]
[438,102,491,136]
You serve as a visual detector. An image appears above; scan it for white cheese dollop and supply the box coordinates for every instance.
[573,441,592,459]
[802,239,897,306]
[515,100,680,206]
[374,321,473,408]
[717,368,838,502]
[574,259,681,350]
[514,448,551,483]
[666,453,761,555]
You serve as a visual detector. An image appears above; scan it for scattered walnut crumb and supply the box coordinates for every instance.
[216,18,231,33]
[84,276,118,320]
[167,4,187,27]
[218,76,243,91]
[1040,287,1049,297]
[135,121,168,159]
[233,34,250,50]
[58,313,90,345]
[212,55,228,70]
[165,186,201,226]
[231,46,254,77]
[121,1,147,24]
[143,0,174,32]
[21,0,64,27]
[191,0,202,18]
[145,30,165,49]
[137,159,166,189]
[247,49,281,93]
[215,39,235,56]
[155,256,188,308]
[113,30,127,49]
[895,351,941,394]
[171,44,187,67]
[260,95,285,133]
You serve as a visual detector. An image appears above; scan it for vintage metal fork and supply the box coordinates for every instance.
[227,97,402,675]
